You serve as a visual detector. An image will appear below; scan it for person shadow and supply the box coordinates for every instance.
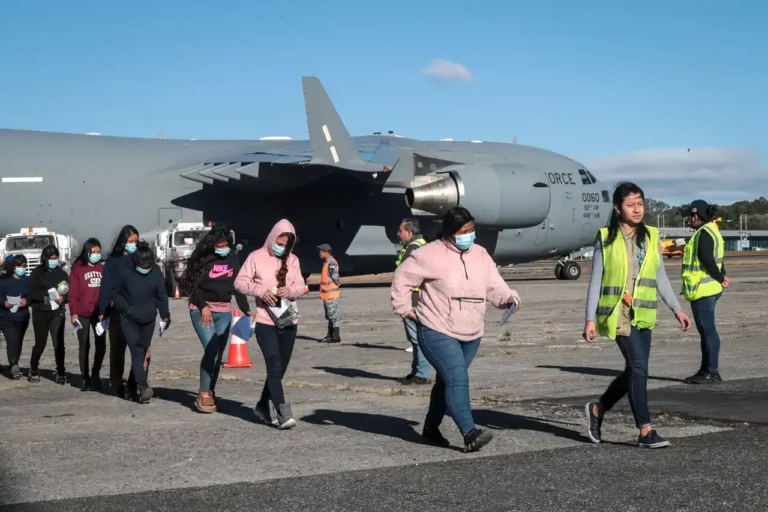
[151,386,257,423]
[536,365,684,383]
[314,366,400,381]
[472,409,591,444]
[300,409,430,446]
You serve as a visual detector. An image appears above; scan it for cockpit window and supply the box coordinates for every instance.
[602,190,610,202]
[586,170,597,183]
[577,169,591,185]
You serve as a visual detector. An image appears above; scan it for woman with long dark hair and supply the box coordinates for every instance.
[583,182,692,448]
[0,255,31,379]
[392,206,521,453]
[235,219,306,429]
[27,245,69,383]
[180,224,251,413]
[97,224,140,399]
[70,238,106,391]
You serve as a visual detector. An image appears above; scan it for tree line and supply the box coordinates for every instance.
[644,197,768,230]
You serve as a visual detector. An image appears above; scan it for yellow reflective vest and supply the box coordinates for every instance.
[395,236,426,292]
[681,221,724,301]
[595,226,661,340]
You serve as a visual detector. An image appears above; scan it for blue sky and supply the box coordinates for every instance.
[1,1,766,203]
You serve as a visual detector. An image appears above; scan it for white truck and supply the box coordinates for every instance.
[0,227,75,275]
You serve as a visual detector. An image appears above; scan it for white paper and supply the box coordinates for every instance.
[499,297,519,326]
[158,321,167,336]
[72,319,82,337]
[47,288,60,311]
[268,299,289,319]
[7,295,21,313]
[95,317,110,336]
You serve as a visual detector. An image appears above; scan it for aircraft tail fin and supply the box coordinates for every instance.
[302,76,381,172]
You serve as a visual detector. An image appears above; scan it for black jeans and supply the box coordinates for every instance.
[690,293,722,373]
[29,309,66,375]
[120,316,155,389]
[254,323,297,407]
[77,313,107,378]
[0,316,30,368]
[598,326,652,428]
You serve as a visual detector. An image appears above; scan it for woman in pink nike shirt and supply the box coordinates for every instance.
[392,207,521,453]
[179,224,251,413]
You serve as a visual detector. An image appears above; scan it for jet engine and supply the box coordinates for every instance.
[405,164,551,229]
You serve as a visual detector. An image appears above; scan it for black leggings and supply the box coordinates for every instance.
[255,323,297,407]
[0,316,30,368]
[120,316,155,389]
[109,311,152,389]
[77,313,106,378]
[29,309,66,374]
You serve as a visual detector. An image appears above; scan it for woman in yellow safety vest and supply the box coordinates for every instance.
[582,182,692,449]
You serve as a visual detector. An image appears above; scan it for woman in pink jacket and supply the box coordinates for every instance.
[392,207,521,452]
[235,219,306,429]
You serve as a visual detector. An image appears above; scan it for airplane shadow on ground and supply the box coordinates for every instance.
[313,366,400,381]
[152,387,257,423]
[537,365,685,383]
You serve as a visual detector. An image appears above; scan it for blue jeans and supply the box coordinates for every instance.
[417,323,480,435]
[404,318,431,378]
[599,326,652,428]
[190,310,233,392]
[691,293,722,373]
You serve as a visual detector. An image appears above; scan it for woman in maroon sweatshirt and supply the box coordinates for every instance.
[69,238,106,391]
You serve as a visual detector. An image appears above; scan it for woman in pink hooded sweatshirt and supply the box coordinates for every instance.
[392,207,521,453]
[235,219,306,429]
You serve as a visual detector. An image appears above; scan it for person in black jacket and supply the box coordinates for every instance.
[179,224,251,413]
[0,255,31,380]
[27,245,70,384]
[98,224,140,399]
[111,241,170,404]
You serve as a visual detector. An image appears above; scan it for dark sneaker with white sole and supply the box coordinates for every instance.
[685,371,722,384]
[585,401,603,444]
[463,428,493,453]
[638,429,670,448]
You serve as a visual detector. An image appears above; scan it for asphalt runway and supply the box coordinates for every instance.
[1,261,767,510]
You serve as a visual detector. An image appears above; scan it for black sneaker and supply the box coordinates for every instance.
[399,375,432,386]
[686,372,722,384]
[56,373,68,385]
[585,402,603,444]
[114,384,126,399]
[463,428,494,453]
[138,385,153,404]
[10,365,21,380]
[422,427,450,448]
[27,370,40,383]
[81,376,92,392]
[637,429,670,449]
[684,369,705,383]
[91,374,103,391]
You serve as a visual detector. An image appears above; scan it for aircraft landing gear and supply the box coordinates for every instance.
[555,259,581,281]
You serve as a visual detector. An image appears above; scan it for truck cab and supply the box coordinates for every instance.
[0,227,74,275]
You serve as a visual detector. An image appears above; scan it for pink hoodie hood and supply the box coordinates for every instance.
[234,219,306,326]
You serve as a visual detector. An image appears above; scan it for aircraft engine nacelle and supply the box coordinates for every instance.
[405,164,551,229]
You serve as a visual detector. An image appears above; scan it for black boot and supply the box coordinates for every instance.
[328,327,341,343]
[318,324,333,343]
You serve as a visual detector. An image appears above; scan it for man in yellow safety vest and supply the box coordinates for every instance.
[394,218,431,385]
[681,200,729,384]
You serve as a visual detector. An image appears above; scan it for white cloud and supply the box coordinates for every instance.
[419,59,473,83]
[584,147,768,205]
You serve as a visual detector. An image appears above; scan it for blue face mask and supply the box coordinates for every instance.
[125,243,137,254]
[48,259,60,269]
[215,247,230,257]
[136,266,151,275]
[14,267,25,277]
[454,232,476,251]
[272,244,285,257]
[89,253,101,264]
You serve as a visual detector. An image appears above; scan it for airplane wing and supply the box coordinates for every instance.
[179,76,386,185]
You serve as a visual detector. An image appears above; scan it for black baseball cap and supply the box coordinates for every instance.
[683,199,712,217]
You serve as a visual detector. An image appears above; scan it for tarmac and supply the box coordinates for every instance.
[1,257,767,510]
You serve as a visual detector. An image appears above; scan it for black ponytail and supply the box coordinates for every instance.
[604,182,648,249]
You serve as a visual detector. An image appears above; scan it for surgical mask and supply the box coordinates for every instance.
[14,267,25,277]
[48,260,60,269]
[136,266,151,275]
[272,244,285,257]
[454,232,476,251]
[125,243,137,254]
[215,248,230,257]
[89,253,101,264]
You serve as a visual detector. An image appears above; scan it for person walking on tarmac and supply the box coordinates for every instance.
[27,245,70,384]
[583,182,692,449]
[179,224,252,413]
[0,255,31,380]
[681,199,729,384]
[98,225,143,399]
[69,238,106,391]
[395,218,431,385]
[317,243,341,343]
[392,207,521,453]
[235,219,306,429]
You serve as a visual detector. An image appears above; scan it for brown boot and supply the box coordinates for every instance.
[195,391,217,413]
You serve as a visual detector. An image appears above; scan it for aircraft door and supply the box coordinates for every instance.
[535,217,548,245]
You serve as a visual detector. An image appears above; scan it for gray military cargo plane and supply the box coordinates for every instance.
[0,76,611,281]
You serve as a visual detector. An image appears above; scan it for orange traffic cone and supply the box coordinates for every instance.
[223,309,254,369]
[173,285,180,300]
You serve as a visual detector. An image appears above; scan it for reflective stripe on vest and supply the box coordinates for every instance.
[395,238,426,291]
[595,226,661,340]
[681,221,724,301]
[320,258,340,300]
